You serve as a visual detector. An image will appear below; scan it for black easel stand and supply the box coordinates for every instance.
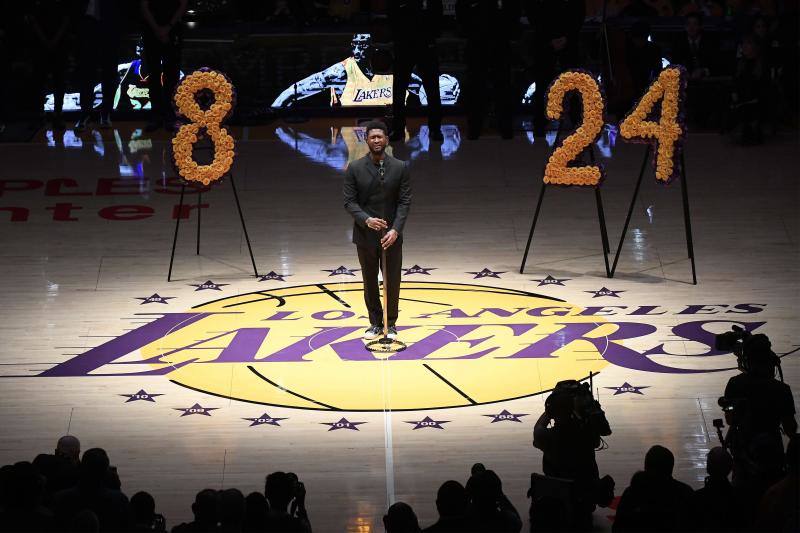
[167,172,260,281]
[519,124,611,277]
[609,146,697,284]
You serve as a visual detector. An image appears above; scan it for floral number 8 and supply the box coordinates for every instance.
[172,70,236,186]
[543,70,606,187]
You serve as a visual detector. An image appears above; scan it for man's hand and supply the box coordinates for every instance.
[381,229,398,250]
[366,217,388,231]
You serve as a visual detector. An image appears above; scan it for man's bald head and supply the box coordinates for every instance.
[56,436,81,463]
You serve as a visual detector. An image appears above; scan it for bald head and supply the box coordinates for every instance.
[56,436,81,463]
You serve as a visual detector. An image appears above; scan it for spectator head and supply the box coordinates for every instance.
[706,447,733,479]
[265,471,293,513]
[56,435,81,463]
[741,34,763,60]
[469,469,503,511]
[751,16,768,39]
[130,491,156,525]
[79,448,109,486]
[471,463,486,476]
[644,445,675,478]
[192,488,219,524]
[685,13,703,37]
[383,501,421,533]
[244,491,268,531]
[547,392,574,423]
[218,488,245,528]
[8,461,45,509]
[70,509,100,533]
[436,480,468,518]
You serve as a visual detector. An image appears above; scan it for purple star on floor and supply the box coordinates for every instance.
[467,268,507,279]
[403,264,437,275]
[604,382,650,395]
[136,293,175,304]
[190,280,228,291]
[174,403,218,417]
[119,389,163,403]
[321,417,366,431]
[405,416,450,430]
[322,266,360,277]
[532,275,571,287]
[482,409,529,423]
[258,271,291,282]
[585,287,625,298]
[243,413,288,427]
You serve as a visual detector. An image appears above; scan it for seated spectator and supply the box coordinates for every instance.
[756,435,799,532]
[729,34,769,144]
[264,471,311,532]
[52,448,129,533]
[32,435,81,498]
[612,445,695,532]
[672,13,720,79]
[172,489,218,533]
[0,461,56,532]
[691,447,747,532]
[244,491,268,533]
[219,488,245,533]
[130,491,166,532]
[423,480,469,532]
[384,502,421,533]
[466,469,522,533]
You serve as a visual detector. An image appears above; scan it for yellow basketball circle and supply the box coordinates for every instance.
[141,282,612,411]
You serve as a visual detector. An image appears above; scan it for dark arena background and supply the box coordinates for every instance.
[0,1,798,532]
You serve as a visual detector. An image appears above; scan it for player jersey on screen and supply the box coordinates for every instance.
[115,60,152,111]
[333,57,394,106]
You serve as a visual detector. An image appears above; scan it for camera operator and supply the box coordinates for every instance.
[718,332,797,502]
[533,380,612,530]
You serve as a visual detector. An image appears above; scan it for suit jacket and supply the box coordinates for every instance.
[343,153,412,248]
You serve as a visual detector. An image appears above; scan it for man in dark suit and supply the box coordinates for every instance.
[343,120,412,340]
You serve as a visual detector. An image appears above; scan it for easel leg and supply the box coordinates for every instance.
[167,183,186,282]
[196,190,202,255]
[610,145,650,278]
[679,152,698,285]
[595,188,611,277]
[519,183,547,274]
[588,146,610,254]
[229,173,259,277]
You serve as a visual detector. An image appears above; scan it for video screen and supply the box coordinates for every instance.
[270,34,460,108]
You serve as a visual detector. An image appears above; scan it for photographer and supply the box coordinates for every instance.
[532,380,612,531]
[719,333,797,489]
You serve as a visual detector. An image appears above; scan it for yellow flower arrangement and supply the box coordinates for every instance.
[543,71,605,187]
[619,66,686,184]
[171,70,236,186]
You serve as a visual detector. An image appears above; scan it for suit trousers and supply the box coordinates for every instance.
[392,41,441,134]
[356,241,403,327]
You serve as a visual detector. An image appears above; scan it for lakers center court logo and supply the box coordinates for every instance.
[34,281,780,411]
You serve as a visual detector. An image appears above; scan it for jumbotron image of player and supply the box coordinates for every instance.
[270,34,459,110]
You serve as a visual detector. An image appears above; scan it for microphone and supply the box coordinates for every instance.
[378,159,385,179]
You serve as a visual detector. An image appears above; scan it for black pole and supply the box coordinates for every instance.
[168,183,186,282]
[519,183,547,274]
[595,188,611,277]
[679,152,697,285]
[610,145,651,277]
[229,173,259,277]
[519,121,563,274]
[588,146,610,255]
[196,189,202,255]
